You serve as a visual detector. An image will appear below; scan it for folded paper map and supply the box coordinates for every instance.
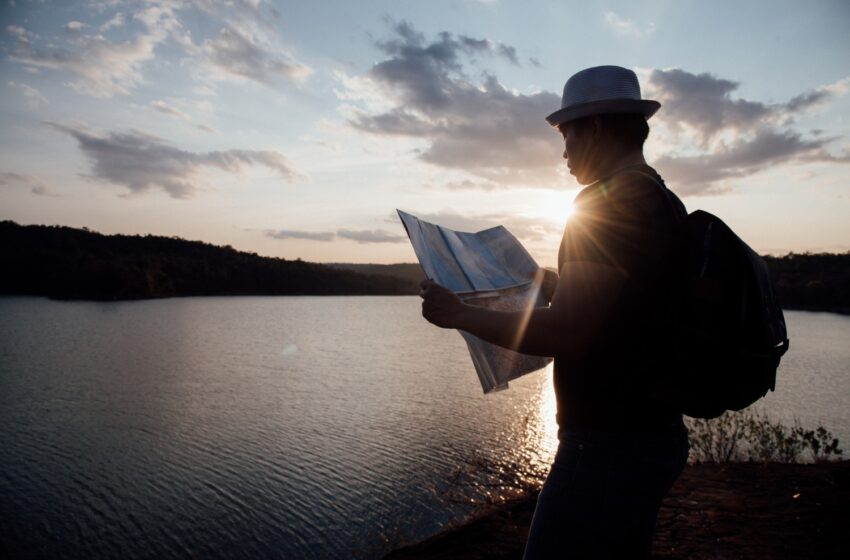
[398,210,553,393]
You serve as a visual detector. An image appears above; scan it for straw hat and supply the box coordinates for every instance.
[545,65,660,127]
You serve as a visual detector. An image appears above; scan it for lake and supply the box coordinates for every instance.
[0,297,847,559]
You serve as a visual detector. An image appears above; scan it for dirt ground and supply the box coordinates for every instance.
[382,461,850,560]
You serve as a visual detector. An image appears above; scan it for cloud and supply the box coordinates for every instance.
[100,12,126,32]
[265,228,407,244]
[6,24,37,44]
[4,2,309,96]
[656,129,836,195]
[443,178,501,191]
[337,228,406,243]
[150,99,187,119]
[340,24,848,196]
[645,69,850,194]
[46,122,303,198]
[604,11,656,38]
[340,21,562,188]
[369,21,525,107]
[8,81,48,107]
[5,14,171,97]
[199,23,311,85]
[496,44,519,65]
[646,69,849,144]
[64,21,85,33]
[267,229,335,241]
[149,99,216,133]
[647,69,772,143]
[0,172,58,196]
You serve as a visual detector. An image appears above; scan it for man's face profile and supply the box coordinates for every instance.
[560,120,595,186]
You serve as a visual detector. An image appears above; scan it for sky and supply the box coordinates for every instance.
[1,0,848,268]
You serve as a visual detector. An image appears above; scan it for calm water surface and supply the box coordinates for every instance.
[0,297,847,559]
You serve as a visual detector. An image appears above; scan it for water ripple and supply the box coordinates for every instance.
[1,298,846,559]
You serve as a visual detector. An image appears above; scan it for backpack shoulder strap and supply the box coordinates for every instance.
[612,167,688,226]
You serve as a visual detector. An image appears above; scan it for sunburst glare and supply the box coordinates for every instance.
[534,190,578,229]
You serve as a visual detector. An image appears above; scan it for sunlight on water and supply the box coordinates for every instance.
[0,298,846,560]
[518,364,559,473]
[536,365,560,461]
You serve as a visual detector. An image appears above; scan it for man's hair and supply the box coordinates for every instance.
[566,113,650,150]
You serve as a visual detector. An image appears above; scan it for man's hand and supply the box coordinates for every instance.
[420,279,467,329]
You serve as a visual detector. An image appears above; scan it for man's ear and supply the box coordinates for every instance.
[590,115,602,141]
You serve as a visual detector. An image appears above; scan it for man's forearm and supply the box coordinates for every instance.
[422,262,621,360]
[453,304,561,357]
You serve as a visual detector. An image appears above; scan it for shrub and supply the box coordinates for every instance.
[685,409,843,463]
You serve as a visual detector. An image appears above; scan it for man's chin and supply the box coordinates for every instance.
[573,173,591,186]
[569,168,589,185]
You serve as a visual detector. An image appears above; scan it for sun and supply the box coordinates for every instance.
[534,190,577,228]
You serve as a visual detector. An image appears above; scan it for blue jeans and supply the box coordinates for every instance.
[523,421,689,559]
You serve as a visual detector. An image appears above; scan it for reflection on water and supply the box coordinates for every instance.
[0,297,847,559]
[0,296,557,559]
[527,364,559,472]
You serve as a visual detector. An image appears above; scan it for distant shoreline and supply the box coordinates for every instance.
[781,304,850,316]
[2,221,848,308]
[2,293,849,316]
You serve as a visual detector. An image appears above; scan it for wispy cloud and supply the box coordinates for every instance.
[5,12,172,97]
[8,81,48,107]
[198,23,311,85]
[3,1,310,96]
[150,100,188,119]
[267,229,335,242]
[265,228,406,244]
[99,12,126,32]
[0,172,58,197]
[149,99,216,133]
[46,122,304,199]
[604,11,656,39]
[337,228,406,243]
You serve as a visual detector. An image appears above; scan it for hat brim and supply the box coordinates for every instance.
[545,99,660,127]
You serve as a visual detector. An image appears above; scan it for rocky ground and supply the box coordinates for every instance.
[383,461,850,559]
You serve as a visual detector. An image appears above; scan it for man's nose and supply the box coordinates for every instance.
[562,148,568,160]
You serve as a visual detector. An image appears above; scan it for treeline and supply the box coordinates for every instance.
[329,263,425,286]
[329,255,850,313]
[0,221,419,300]
[1,221,847,309]
[764,252,850,313]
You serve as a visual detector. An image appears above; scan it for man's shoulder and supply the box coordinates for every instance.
[576,165,673,220]
[608,166,665,204]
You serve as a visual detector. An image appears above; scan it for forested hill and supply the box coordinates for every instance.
[1,221,847,310]
[328,263,425,286]
[764,253,850,313]
[0,221,420,300]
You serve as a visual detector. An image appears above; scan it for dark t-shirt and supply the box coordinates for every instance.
[554,164,688,432]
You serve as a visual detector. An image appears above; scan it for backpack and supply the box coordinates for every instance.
[635,171,790,419]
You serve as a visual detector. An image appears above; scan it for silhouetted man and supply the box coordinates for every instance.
[420,65,690,559]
